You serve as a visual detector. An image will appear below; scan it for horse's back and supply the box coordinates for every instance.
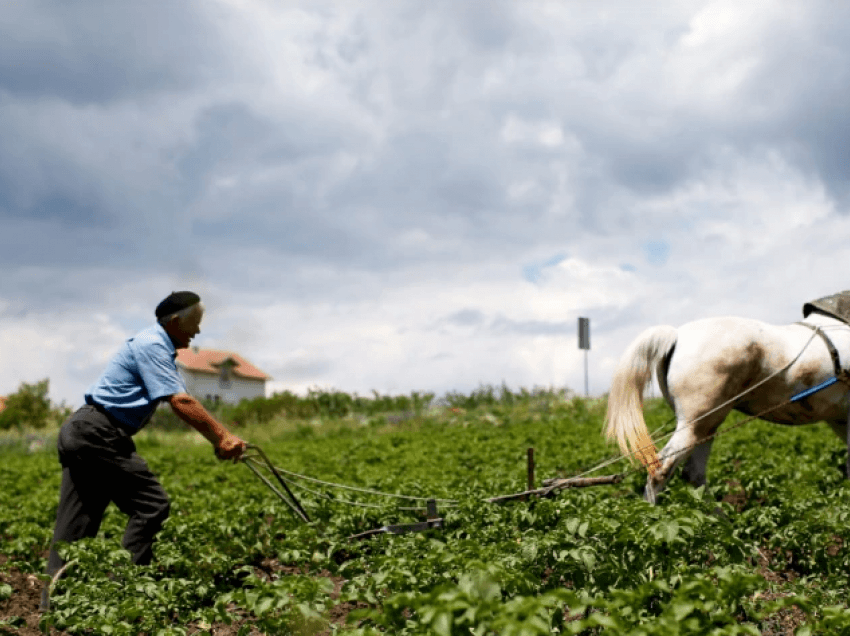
[670,316,793,378]
[667,315,849,427]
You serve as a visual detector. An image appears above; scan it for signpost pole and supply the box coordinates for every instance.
[584,349,588,397]
[578,317,590,398]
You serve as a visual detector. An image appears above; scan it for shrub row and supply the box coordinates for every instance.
[1,379,575,432]
[0,379,72,431]
[147,389,438,430]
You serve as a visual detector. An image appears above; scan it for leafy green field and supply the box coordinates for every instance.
[3,391,850,634]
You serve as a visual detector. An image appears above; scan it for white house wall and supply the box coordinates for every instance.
[178,369,266,404]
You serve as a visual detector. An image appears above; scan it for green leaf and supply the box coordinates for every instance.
[432,611,453,636]
[671,601,695,621]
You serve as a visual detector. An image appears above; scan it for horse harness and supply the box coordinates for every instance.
[799,290,850,387]
[795,322,845,379]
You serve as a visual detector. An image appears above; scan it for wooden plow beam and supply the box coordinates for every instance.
[488,473,623,504]
[488,447,624,504]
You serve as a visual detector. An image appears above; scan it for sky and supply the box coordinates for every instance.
[2,0,850,407]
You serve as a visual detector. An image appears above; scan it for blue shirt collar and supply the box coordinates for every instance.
[153,322,179,357]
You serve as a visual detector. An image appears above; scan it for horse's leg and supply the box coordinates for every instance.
[644,423,696,504]
[645,409,728,504]
[680,438,715,487]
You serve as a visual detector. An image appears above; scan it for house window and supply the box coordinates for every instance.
[219,366,232,389]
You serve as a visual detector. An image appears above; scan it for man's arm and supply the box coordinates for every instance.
[167,393,246,459]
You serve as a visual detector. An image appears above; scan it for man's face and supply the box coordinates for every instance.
[170,304,204,349]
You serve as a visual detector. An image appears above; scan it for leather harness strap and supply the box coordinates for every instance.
[796,322,843,377]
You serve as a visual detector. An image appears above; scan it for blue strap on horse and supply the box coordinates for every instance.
[792,321,850,402]
[790,375,840,402]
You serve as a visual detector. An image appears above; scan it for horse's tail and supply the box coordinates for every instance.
[604,325,678,475]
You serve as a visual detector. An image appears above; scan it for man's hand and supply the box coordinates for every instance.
[215,432,247,462]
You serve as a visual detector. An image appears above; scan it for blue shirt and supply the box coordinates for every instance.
[85,323,187,432]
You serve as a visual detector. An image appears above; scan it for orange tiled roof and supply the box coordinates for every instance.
[0,396,6,414]
[176,348,271,381]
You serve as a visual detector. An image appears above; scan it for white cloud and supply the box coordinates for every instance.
[0,312,130,406]
[500,114,568,148]
[2,1,850,405]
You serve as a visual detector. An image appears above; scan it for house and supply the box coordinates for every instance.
[0,396,6,415]
[175,347,271,404]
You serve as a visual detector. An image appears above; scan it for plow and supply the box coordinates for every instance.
[241,441,641,541]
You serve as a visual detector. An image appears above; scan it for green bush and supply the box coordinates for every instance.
[443,383,572,411]
[0,378,52,430]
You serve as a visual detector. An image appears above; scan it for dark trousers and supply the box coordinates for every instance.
[46,405,170,577]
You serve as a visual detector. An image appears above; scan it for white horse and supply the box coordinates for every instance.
[604,310,850,503]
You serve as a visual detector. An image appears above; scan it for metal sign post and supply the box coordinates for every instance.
[578,317,590,397]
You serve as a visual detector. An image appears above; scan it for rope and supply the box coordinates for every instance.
[245,459,384,509]
[246,457,458,511]
[241,452,457,504]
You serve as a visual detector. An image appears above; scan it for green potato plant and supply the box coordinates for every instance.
[2,389,849,633]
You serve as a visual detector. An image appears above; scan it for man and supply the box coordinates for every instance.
[43,291,246,608]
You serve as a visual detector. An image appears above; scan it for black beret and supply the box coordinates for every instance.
[155,291,201,320]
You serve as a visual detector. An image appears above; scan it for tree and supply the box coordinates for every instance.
[0,378,52,430]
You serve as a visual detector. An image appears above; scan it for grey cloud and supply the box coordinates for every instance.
[272,357,333,382]
[434,310,572,336]
[0,164,113,228]
[0,1,233,104]
[444,309,486,327]
[3,2,850,330]
[599,138,699,196]
[176,100,366,201]
[490,315,572,336]
[175,103,280,202]
[0,219,125,270]
[5,1,850,405]
[467,3,850,207]
[181,115,522,271]
[192,212,371,265]
[0,264,164,316]
[433,301,650,339]
[453,1,517,51]
[0,1,674,292]
[590,301,650,332]
[0,113,111,228]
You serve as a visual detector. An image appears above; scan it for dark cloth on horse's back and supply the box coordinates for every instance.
[803,290,850,326]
